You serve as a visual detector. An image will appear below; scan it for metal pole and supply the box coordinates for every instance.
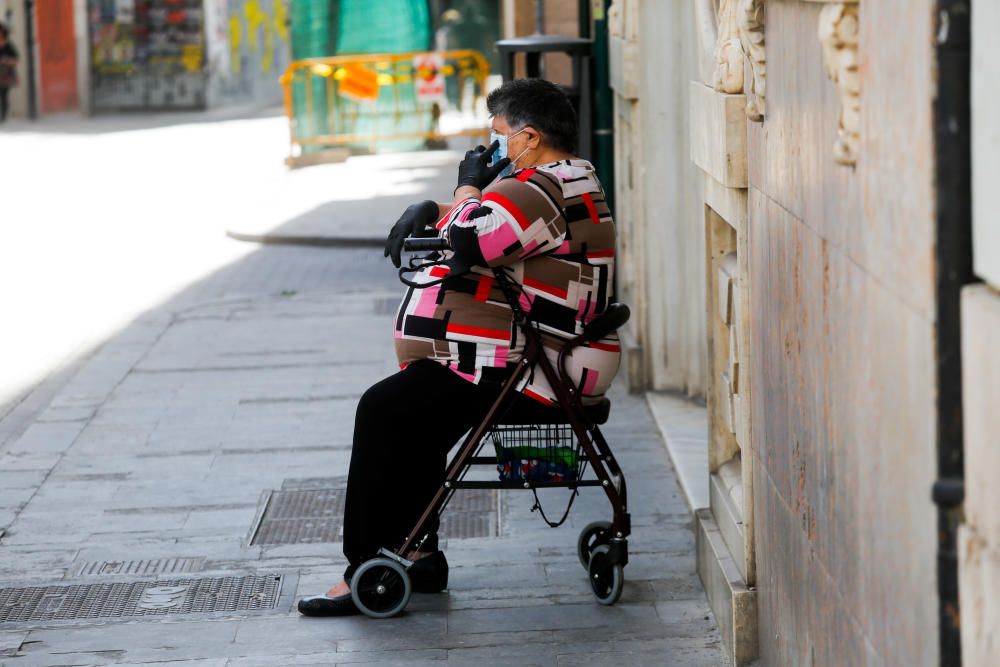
[23,0,36,119]
[931,1,973,665]
[591,0,613,214]
[534,0,544,34]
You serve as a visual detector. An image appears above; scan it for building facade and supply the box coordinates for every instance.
[961,1,1000,664]
[1,0,289,117]
[609,0,993,665]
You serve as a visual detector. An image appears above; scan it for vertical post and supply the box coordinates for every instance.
[525,51,540,78]
[591,0,613,214]
[534,0,544,34]
[932,1,973,665]
[23,0,36,119]
[578,0,591,40]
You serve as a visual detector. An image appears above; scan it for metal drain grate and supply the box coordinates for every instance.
[442,489,500,539]
[249,480,500,545]
[73,558,205,578]
[250,488,346,545]
[0,574,283,624]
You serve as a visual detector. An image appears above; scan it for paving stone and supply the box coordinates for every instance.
[226,650,447,666]
[556,645,727,666]
[0,630,26,657]
[447,602,663,635]
[448,632,722,664]
[0,471,49,490]
[117,660,229,667]
[233,613,448,647]
[16,621,244,666]
[450,657,555,667]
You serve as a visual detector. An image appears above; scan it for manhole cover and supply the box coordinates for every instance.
[0,574,283,624]
[73,558,205,578]
[250,480,501,545]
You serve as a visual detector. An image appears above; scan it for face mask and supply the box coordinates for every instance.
[490,128,530,179]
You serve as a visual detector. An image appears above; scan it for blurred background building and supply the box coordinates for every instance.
[0,0,293,114]
[0,0,508,117]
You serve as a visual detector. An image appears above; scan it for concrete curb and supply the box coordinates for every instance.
[226,230,384,248]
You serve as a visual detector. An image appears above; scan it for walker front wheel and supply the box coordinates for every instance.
[577,521,613,569]
[587,544,624,605]
[351,558,412,618]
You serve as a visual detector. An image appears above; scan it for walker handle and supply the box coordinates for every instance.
[403,237,450,252]
[581,303,631,343]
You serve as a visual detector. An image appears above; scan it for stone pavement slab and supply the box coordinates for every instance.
[0,238,725,664]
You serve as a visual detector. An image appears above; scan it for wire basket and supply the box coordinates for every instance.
[489,424,584,483]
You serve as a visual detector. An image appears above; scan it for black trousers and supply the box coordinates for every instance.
[0,87,9,122]
[342,360,500,581]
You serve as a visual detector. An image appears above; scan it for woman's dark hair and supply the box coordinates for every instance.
[0,23,8,38]
[486,78,578,153]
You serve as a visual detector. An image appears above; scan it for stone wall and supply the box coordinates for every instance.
[610,0,709,396]
[960,1,1000,663]
[747,1,939,664]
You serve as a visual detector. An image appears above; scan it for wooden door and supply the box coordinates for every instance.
[37,0,77,112]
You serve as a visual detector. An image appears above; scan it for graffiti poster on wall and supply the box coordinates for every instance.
[211,0,289,103]
[204,0,231,76]
[88,0,209,109]
[88,0,205,74]
[115,0,135,23]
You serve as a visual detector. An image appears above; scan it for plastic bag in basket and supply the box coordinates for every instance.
[497,446,578,482]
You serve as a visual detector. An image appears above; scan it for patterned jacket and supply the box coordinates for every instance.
[394,159,620,405]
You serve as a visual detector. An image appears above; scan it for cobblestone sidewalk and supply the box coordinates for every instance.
[0,222,724,667]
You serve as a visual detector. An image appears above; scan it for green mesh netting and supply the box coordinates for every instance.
[334,0,431,55]
[335,0,433,151]
[290,0,435,154]
[290,0,336,59]
[290,0,337,152]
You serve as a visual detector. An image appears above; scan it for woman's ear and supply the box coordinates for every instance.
[524,126,541,150]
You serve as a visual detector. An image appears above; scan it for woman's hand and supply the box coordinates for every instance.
[455,140,510,193]
[384,200,440,268]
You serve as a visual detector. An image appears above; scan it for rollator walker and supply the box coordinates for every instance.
[349,237,632,618]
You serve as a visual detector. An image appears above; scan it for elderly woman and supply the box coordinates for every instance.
[298,78,619,616]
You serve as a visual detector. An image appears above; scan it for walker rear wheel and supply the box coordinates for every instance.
[577,521,613,569]
[351,558,411,618]
[587,544,624,605]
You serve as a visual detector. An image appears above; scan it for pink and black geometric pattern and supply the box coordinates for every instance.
[394,159,621,405]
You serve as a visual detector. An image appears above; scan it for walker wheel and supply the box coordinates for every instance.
[577,521,613,569]
[351,558,412,618]
[587,544,624,605]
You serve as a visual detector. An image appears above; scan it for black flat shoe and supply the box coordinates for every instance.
[409,551,448,593]
[297,592,360,617]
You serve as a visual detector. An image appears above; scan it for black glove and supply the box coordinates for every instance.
[384,200,440,268]
[456,140,511,193]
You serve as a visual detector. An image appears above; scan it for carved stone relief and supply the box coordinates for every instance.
[819,3,861,166]
[713,0,745,94]
[738,0,766,121]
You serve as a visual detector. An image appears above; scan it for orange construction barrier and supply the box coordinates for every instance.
[280,49,491,165]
